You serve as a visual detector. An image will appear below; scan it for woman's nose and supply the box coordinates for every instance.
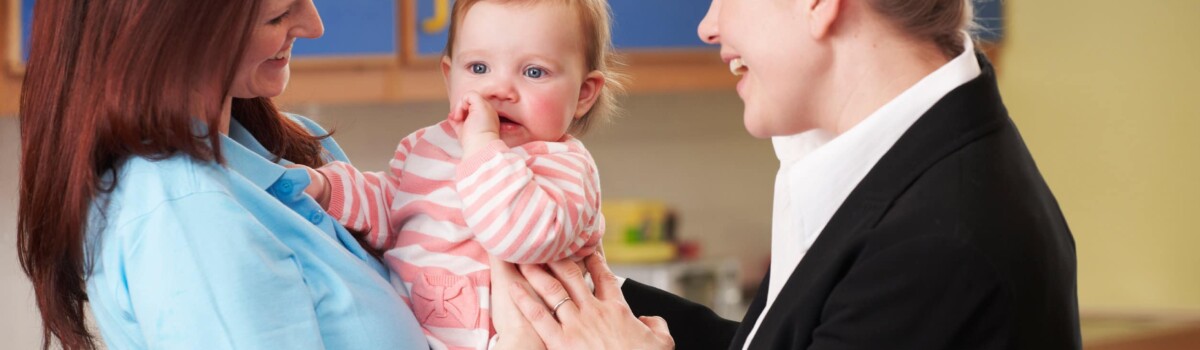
[697,0,721,44]
[293,0,325,39]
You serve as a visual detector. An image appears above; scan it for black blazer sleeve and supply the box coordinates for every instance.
[622,279,739,350]
[806,235,1008,350]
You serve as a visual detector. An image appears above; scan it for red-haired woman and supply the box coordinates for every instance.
[17,1,427,349]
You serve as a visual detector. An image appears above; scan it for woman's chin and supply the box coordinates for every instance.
[743,114,775,139]
[238,82,289,99]
[248,70,291,98]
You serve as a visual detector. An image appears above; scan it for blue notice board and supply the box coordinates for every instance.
[972,0,1004,42]
[415,0,452,57]
[414,0,711,57]
[609,0,710,50]
[16,0,397,60]
[20,0,33,60]
[296,0,397,57]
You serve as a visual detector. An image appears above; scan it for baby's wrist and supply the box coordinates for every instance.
[305,166,332,209]
[462,131,500,157]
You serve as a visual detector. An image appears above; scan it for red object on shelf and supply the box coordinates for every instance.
[676,240,701,260]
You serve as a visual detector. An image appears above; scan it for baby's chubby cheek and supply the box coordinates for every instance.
[528,97,570,118]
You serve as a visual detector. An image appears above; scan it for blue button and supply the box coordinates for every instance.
[308,211,324,225]
[277,179,294,194]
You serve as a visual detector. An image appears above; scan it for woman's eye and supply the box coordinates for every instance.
[470,63,489,74]
[524,67,546,79]
[268,11,290,25]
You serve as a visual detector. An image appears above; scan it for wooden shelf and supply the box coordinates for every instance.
[1,0,18,115]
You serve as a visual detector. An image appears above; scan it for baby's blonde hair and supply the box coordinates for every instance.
[445,0,625,136]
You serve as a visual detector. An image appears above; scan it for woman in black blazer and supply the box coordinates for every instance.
[493,0,1081,349]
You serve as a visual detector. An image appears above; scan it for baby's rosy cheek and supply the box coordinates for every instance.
[529,95,562,111]
[527,98,569,121]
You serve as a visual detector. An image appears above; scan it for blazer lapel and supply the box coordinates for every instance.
[729,268,771,348]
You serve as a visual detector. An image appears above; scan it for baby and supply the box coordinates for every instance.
[298,0,623,348]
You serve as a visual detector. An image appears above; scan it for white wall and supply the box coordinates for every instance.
[1001,0,1200,311]
[0,115,42,349]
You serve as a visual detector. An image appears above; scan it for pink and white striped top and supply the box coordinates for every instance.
[316,120,604,350]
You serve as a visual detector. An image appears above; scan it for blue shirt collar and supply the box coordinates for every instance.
[221,119,290,190]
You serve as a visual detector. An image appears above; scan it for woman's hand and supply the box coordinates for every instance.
[489,256,547,350]
[509,254,675,350]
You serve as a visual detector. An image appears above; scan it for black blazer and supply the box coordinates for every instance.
[623,55,1081,350]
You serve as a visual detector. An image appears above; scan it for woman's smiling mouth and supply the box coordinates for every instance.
[729,58,748,76]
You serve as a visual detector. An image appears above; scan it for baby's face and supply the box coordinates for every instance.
[442,1,599,147]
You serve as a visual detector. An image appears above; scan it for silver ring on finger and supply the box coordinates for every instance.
[550,296,572,318]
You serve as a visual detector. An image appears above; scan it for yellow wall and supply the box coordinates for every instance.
[1000,0,1200,310]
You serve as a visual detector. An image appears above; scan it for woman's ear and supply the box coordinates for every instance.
[575,71,606,118]
[806,0,842,39]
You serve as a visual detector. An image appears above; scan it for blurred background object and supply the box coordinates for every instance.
[3,0,1200,348]
[601,199,678,264]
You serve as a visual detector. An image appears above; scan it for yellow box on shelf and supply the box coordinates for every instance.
[601,199,677,263]
[604,242,677,264]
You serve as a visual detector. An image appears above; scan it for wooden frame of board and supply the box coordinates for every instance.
[2,0,21,113]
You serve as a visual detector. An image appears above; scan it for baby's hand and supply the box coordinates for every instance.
[285,164,331,209]
[448,91,501,157]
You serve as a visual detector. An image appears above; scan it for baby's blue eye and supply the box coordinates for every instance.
[524,67,546,79]
[470,63,489,74]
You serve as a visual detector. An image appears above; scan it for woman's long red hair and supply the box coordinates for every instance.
[18,1,328,349]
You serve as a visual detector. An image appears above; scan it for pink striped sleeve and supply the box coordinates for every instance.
[315,134,416,250]
[454,139,604,264]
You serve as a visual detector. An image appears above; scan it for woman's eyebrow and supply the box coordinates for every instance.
[269,0,299,15]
